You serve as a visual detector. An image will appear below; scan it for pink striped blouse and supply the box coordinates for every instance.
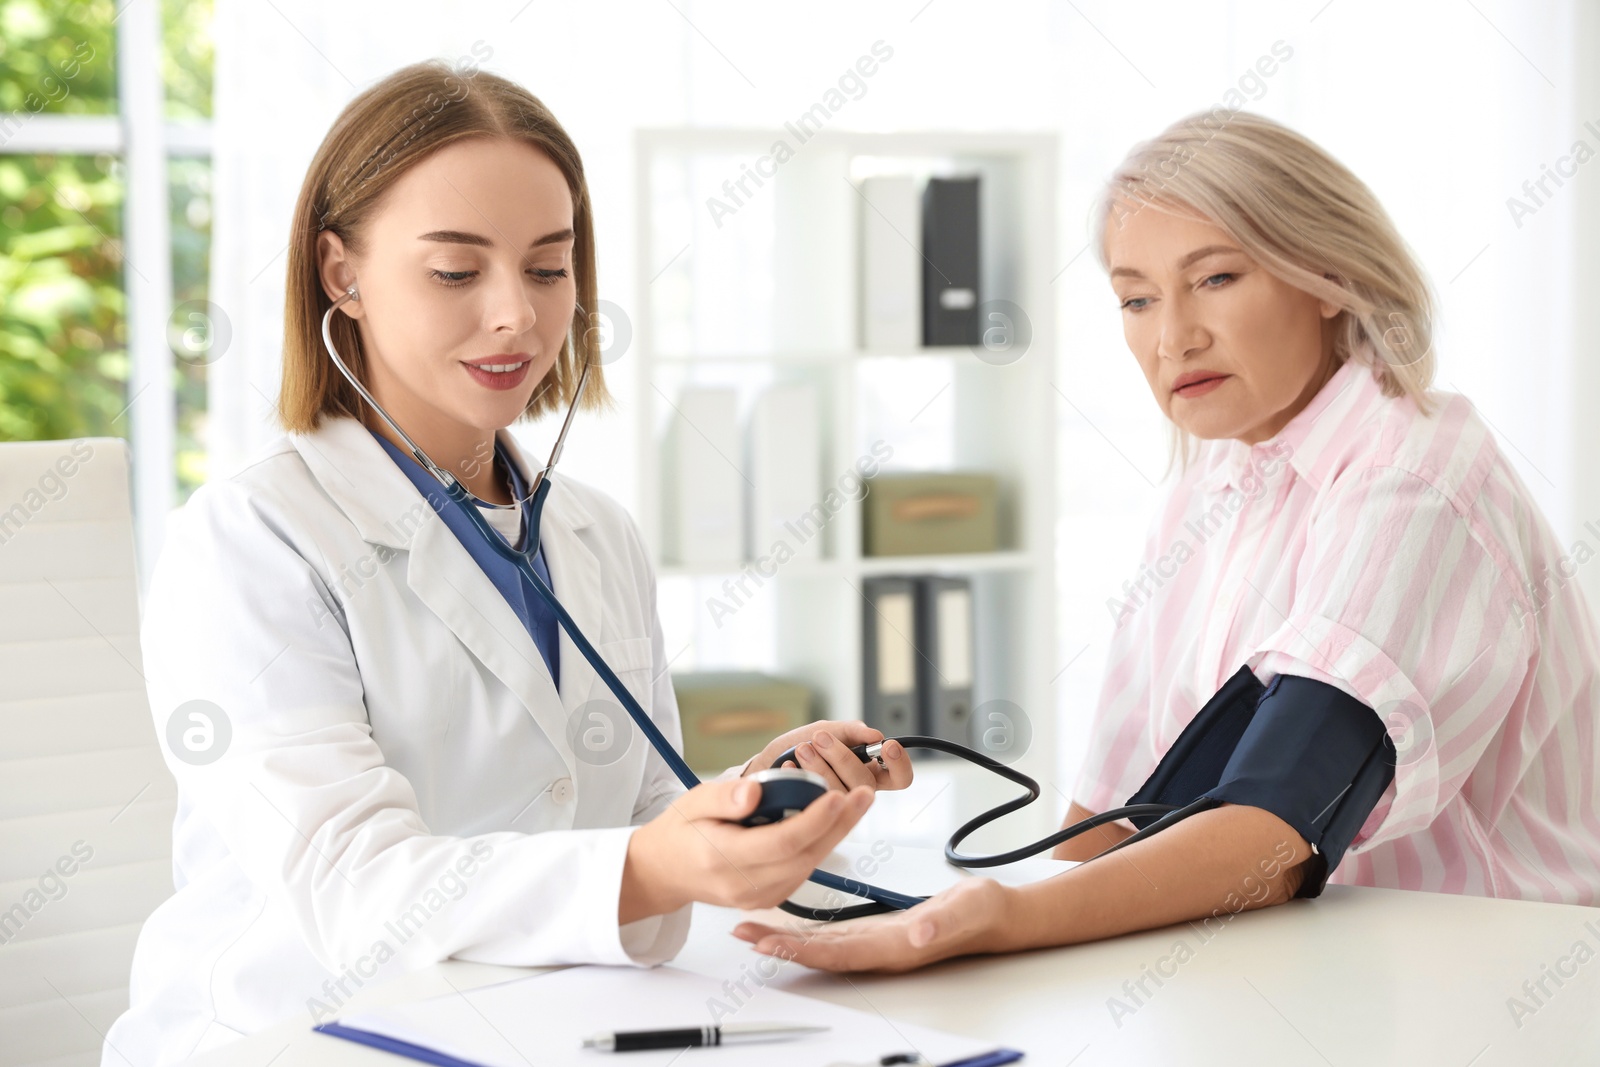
[1074,347,1600,904]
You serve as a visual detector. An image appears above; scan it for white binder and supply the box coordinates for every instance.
[746,383,823,561]
[856,175,919,351]
[661,386,743,565]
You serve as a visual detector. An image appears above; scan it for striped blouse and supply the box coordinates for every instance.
[1073,347,1600,904]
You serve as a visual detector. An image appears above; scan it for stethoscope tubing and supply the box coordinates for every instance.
[442,474,929,913]
[321,289,928,914]
[321,291,1184,921]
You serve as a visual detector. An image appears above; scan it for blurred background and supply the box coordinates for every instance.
[4,0,1598,843]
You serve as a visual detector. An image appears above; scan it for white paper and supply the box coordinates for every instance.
[329,963,1005,1066]
[876,591,916,695]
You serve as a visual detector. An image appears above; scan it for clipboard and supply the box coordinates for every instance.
[312,964,1023,1066]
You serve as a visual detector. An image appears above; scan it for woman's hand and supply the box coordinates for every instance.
[743,720,913,793]
[732,877,1018,974]
[620,778,874,923]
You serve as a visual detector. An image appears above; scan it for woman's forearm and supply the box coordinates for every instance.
[1052,801,1138,861]
[999,802,1314,952]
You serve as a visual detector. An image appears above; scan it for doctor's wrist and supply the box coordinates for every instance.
[619,824,687,925]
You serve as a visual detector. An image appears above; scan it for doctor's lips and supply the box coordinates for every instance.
[461,352,534,391]
[1171,370,1231,398]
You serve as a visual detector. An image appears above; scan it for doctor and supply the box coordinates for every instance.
[104,61,911,1065]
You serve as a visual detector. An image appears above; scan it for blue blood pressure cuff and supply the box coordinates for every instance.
[1124,665,1397,898]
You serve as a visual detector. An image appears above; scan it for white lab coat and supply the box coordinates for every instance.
[104,415,730,1066]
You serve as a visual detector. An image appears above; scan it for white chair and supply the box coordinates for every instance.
[0,439,177,1067]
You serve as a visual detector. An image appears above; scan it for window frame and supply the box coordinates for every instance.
[0,3,210,588]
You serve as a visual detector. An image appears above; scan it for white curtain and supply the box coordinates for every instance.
[211,0,1595,799]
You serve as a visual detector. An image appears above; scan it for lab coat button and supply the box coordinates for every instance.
[551,777,575,804]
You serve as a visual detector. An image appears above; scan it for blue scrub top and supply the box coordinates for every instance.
[370,429,561,689]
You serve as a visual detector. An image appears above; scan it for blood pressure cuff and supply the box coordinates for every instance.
[1123,665,1397,898]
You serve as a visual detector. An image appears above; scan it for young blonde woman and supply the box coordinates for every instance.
[104,62,914,1064]
[736,111,1600,972]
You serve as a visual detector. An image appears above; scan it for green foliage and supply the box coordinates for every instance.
[1,0,214,500]
[170,156,211,497]
[0,153,127,442]
[0,0,117,116]
[163,0,213,120]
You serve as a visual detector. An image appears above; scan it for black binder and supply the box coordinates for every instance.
[862,577,921,737]
[916,575,975,748]
[921,176,981,346]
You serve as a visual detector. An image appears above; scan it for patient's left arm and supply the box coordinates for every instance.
[732,802,1312,974]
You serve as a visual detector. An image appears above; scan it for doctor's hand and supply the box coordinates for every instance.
[744,721,913,793]
[620,778,874,923]
[733,877,1019,974]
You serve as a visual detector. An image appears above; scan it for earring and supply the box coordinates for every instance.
[347,283,360,301]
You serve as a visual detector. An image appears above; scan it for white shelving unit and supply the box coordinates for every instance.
[634,130,1060,851]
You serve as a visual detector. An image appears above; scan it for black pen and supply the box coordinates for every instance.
[581,1021,829,1052]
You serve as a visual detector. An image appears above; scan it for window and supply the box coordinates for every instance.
[0,0,214,585]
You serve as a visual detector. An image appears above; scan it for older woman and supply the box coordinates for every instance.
[736,110,1600,973]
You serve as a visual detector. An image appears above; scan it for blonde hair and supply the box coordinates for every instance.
[279,59,611,432]
[1091,109,1437,473]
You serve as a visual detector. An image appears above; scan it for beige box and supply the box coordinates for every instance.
[673,672,817,775]
[863,473,1000,557]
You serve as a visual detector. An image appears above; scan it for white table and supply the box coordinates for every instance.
[185,844,1600,1066]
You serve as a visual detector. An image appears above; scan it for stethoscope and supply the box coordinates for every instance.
[322,287,1201,921]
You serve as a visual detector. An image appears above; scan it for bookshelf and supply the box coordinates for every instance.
[633,129,1060,851]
